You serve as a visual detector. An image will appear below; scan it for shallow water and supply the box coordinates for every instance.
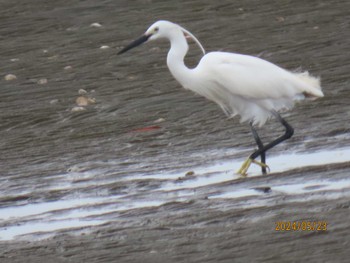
[1,147,350,241]
[1,0,350,261]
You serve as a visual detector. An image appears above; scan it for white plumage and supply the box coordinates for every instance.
[118,20,324,175]
[188,53,322,126]
[152,21,323,126]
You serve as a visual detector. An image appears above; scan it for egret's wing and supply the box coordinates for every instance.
[199,52,304,100]
[191,52,322,126]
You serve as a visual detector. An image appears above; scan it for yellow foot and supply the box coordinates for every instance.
[237,158,269,176]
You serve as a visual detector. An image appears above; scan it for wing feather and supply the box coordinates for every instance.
[189,52,322,126]
[199,52,307,100]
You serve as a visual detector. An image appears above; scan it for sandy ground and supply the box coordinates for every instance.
[1,0,350,262]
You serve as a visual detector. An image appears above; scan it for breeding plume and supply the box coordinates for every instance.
[118,20,323,176]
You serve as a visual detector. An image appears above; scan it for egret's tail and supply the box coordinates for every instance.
[295,71,324,99]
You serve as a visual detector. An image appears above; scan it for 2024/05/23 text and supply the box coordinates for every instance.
[275,221,327,231]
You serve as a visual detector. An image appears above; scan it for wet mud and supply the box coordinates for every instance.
[1,0,350,262]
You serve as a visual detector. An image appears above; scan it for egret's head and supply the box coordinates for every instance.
[117,20,205,55]
[145,20,177,40]
[117,21,174,55]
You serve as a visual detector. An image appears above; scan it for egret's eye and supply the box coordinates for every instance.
[154,27,159,33]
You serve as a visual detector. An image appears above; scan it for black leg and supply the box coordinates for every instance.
[250,122,267,174]
[250,111,294,161]
[238,111,294,176]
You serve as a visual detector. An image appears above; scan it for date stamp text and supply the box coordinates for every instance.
[275,221,327,231]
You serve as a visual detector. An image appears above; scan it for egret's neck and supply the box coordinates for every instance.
[166,31,192,87]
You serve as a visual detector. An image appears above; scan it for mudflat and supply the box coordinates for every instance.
[1,0,350,262]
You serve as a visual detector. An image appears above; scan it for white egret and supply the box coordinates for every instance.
[118,20,324,176]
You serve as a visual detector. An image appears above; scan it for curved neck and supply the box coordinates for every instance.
[166,30,192,87]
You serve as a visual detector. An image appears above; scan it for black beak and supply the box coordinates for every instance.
[117,34,151,55]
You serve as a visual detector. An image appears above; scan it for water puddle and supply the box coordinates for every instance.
[0,219,106,241]
[147,147,350,191]
[1,147,350,241]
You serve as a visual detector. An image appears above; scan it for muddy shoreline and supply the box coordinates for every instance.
[1,0,350,262]
[1,163,350,262]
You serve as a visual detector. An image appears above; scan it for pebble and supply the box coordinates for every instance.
[71,106,86,112]
[100,45,110,49]
[76,96,90,106]
[78,89,88,95]
[76,96,96,106]
[252,187,271,193]
[154,118,165,123]
[47,55,58,60]
[37,78,48,85]
[10,58,19,62]
[4,74,17,81]
[127,75,137,80]
[87,98,96,104]
[275,16,285,22]
[90,22,102,28]
[185,171,195,176]
[64,65,73,70]
[49,99,59,104]
[67,166,86,172]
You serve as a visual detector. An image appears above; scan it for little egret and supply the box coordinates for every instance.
[118,20,324,176]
